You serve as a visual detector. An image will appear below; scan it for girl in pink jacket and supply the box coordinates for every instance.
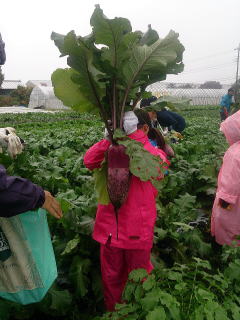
[211,111,240,246]
[84,110,169,311]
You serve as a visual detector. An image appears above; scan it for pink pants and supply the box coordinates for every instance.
[100,243,153,311]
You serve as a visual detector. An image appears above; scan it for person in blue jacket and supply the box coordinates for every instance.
[220,88,234,121]
[155,109,186,132]
[140,96,186,133]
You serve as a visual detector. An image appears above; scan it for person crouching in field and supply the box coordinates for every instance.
[211,111,240,245]
[84,110,169,311]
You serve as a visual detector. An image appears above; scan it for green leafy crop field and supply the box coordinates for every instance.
[1,108,240,320]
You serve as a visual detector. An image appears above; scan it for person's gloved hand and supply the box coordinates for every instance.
[0,127,24,158]
[0,132,9,150]
[7,134,24,158]
[42,191,63,219]
[173,131,183,139]
[104,128,110,140]
[163,128,169,135]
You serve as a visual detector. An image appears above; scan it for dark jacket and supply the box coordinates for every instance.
[156,110,186,132]
[0,165,45,217]
[0,33,6,65]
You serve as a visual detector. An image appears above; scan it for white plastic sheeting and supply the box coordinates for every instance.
[147,86,228,106]
[28,85,69,110]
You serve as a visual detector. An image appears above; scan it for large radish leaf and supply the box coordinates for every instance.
[90,5,132,70]
[51,6,184,129]
[93,162,110,205]
[140,24,159,46]
[69,256,91,298]
[116,138,165,191]
[113,129,165,189]
[122,30,184,89]
[51,32,67,57]
[60,31,106,112]
[51,68,97,113]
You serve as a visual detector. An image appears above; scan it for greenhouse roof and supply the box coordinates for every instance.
[1,80,24,89]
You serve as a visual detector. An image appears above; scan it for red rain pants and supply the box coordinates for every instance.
[100,242,153,311]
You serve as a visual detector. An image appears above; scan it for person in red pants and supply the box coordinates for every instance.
[84,109,169,311]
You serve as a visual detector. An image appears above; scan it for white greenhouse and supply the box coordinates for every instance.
[28,85,69,110]
[147,83,228,106]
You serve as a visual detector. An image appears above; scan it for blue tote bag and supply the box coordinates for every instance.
[0,208,57,305]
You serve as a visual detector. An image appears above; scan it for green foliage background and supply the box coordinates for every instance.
[0,86,32,107]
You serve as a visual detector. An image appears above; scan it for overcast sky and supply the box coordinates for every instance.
[1,0,240,85]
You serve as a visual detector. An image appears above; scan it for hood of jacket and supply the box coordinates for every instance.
[220,111,240,145]
[128,129,149,144]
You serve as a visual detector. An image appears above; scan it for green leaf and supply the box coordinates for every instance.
[140,24,159,46]
[51,68,97,113]
[141,295,159,312]
[194,308,205,320]
[113,128,126,139]
[122,30,184,90]
[140,288,161,311]
[123,282,137,301]
[52,31,106,115]
[115,303,138,316]
[154,227,167,240]
[57,198,73,213]
[93,161,110,205]
[193,258,211,270]
[128,268,148,282]
[158,291,176,308]
[49,288,72,315]
[196,288,214,301]
[172,222,194,231]
[61,237,80,255]
[204,301,228,320]
[51,32,67,56]
[134,285,144,301]
[146,307,166,320]
[214,307,229,320]
[143,275,156,291]
[167,271,182,281]
[65,31,106,106]
[224,260,240,280]
[90,5,132,69]
[174,282,186,291]
[119,138,165,191]
[69,256,91,297]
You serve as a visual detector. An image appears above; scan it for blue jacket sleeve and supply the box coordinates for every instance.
[0,165,45,217]
[157,111,177,127]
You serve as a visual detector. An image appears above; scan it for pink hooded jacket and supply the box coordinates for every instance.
[211,111,240,245]
[84,129,169,250]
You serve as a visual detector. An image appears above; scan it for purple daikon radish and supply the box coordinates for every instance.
[106,144,130,239]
